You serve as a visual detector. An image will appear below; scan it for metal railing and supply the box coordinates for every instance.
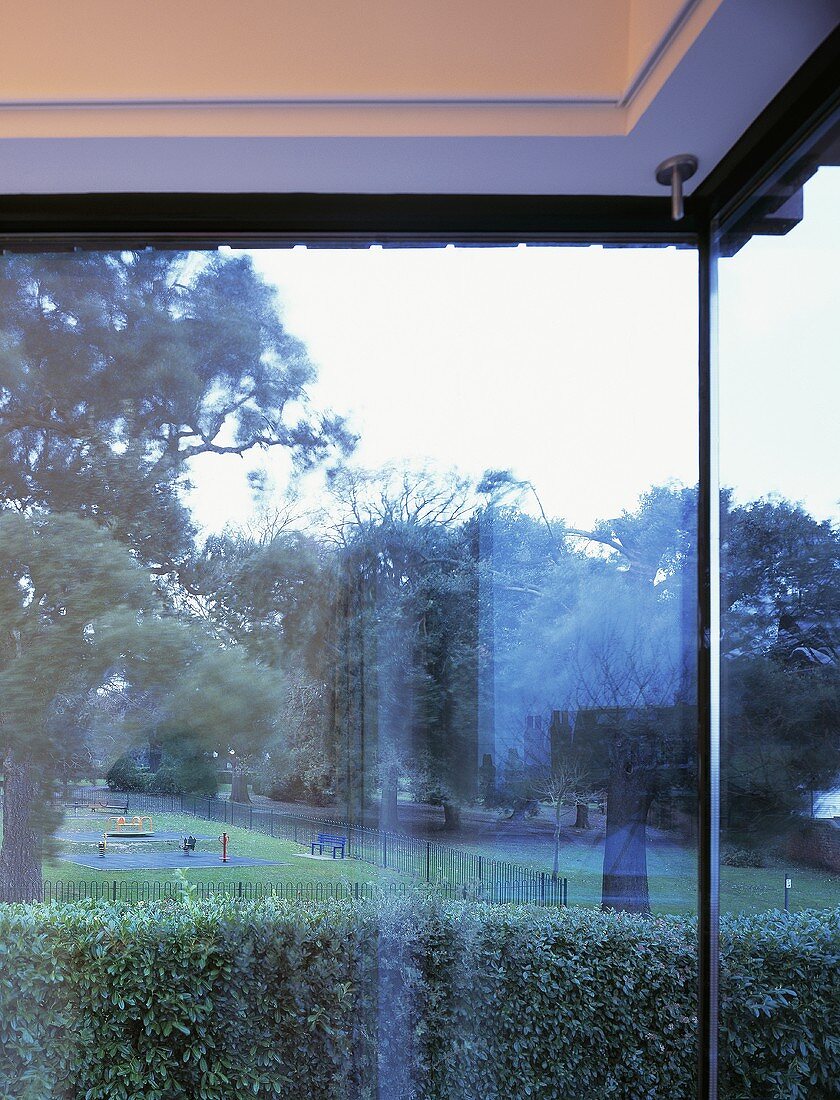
[40,878,412,904]
[61,787,569,906]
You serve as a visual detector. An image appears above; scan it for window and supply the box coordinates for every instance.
[0,241,704,1095]
[714,109,840,1099]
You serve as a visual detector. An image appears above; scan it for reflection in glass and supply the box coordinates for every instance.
[716,118,840,1100]
[0,243,699,1092]
[718,157,840,911]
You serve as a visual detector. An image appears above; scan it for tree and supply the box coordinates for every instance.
[721,495,840,660]
[553,570,690,914]
[324,466,479,831]
[0,251,352,575]
[0,251,348,898]
[527,752,589,882]
[188,520,339,805]
[88,611,286,806]
[720,495,840,838]
[722,657,840,835]
[0,513,150,900]
[490,482,696,914]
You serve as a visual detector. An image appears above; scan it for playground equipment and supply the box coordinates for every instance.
[219,832,229,863]
[107,815,154,837]
[181,836,197,855]
[98,834,107,857]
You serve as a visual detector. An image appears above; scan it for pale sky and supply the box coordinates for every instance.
[186,167,839,533]
[190,243,699,531]
[718,167,840,522]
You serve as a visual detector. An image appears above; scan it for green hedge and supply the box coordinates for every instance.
[0,898,837,1099]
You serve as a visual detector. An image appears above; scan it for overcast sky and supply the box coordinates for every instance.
[187,167,839,533]
[718,167,840,523]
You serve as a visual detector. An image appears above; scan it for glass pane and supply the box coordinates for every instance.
[716,114,840,1098]
[0,243,698,1094]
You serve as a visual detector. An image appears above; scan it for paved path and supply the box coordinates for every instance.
[57,852,288,870]
[55,830,213,843]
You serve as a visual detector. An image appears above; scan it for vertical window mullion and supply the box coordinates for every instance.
[697,224,721,1100]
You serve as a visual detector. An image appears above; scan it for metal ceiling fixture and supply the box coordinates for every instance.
[655,154,699,221]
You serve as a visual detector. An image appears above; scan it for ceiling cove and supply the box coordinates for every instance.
[0,1,718,137]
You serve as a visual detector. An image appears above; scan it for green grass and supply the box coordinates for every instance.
[4,806,837,914]
[719,862,839,914]
[44,811,412,892]
[403,827,839,916]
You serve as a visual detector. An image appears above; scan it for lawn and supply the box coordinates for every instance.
[386,821,839,915]
[3,804,837,914]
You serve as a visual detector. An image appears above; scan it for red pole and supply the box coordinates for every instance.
[219,832,229,862]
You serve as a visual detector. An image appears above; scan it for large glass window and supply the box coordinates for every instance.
[716,113,840,1098]
[0,242,702,1095]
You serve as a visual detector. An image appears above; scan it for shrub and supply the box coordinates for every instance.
[721,844,766,868]
[786,820,840,873]
[104,755,150,792]
[719,908,840,1100]
[0,899,836,1099]
[260,768,334,807]
[107,753,218,797]
[147,756,218,797]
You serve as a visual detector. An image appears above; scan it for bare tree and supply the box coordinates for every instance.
[528,755,590,882]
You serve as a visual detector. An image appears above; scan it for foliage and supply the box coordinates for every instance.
[719,908,840,1100]
[722,657,840,835]
[106,752,218,797]
[0,513,152,757]
[0,252,350,901]
[0,513,154,898]
[721,495,840,660]
[721,845,766,869]
[259,753,334,807]
[157,755,218,798]
[324,466,481,829]
[0,897,837,1100]
[105,755,150,793]
[0,251,352,568]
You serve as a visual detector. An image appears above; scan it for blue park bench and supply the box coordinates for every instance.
[311,833,347,859]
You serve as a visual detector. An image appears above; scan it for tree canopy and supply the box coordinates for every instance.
[0,250,350,900]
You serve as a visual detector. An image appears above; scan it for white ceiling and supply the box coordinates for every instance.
[0,0,837,194]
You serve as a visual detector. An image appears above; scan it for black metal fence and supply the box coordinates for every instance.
[188,797,568,906]
[61,788,569,907]
[40,879,412,904]
[62,788,184,814]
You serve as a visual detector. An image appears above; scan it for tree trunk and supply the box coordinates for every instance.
[379,764,399,831]
[147,741,163,773]
[601,738,656,915]
[0,755,42,903]
[552,802,561,880]
[574,801,591,830]
[441,799,461,833]
[230,771,251,804]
